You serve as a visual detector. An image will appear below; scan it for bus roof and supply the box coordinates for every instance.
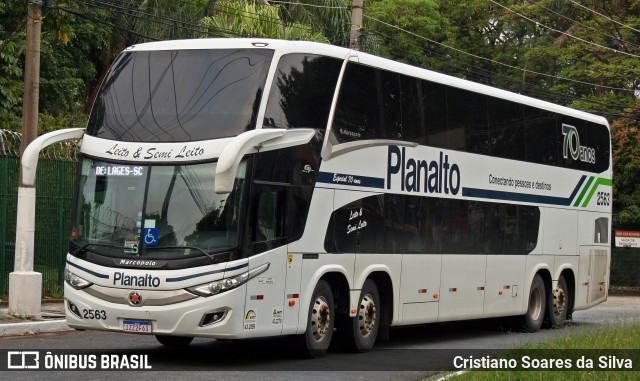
[126,38,609,127]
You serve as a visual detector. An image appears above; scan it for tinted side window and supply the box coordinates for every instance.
[524,106,560,166]
[422,81,448,145]
[325,194,540,255]
[253,136,322,187]
[400,76,427,144]
[585,121,611,173]
[333,64,402,143]
[378,70,403,140]
[442,87,485,151]
[488,98,524,160]
[326,195,385,253]
[263,54,342,129]
[333,64,380,142]
[248,182,314,254]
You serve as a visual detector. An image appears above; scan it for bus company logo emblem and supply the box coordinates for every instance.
[119,259,157,267]
[562,124,596,164]
[129,291,143,306]
[302,164,314,174]
[7,351,40,369]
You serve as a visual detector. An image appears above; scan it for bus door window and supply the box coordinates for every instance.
[256,192,277,242]
[252,187,286,247]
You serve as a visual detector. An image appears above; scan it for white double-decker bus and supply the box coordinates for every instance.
[62,39,612,357]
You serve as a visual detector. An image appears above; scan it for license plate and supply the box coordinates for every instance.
[123,320,152,333]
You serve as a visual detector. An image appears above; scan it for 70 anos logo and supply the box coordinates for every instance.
[562,124,596,164]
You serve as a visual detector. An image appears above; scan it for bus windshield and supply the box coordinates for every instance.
[86,49,274,142]
[72,158,246,258]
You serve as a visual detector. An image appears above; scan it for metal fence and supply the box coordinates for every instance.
[0,130,78,297]
[611,246,640,292]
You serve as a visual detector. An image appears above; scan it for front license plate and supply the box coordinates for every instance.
[123,320,152,333]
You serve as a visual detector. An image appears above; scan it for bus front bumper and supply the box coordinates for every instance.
[64,283,251,339]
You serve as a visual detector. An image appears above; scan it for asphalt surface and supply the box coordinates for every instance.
[0,296,639,379]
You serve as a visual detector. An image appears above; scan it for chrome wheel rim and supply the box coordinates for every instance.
[552,286,566,317]
[358,293,377,337]
[311,295,331,342]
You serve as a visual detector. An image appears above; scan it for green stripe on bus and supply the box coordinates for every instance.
[581,177,613,207]
[573,176,594,207]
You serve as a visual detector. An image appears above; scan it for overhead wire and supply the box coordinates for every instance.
[266,0,348,9]
[487,0,640,59]
[364,14,637,93]
[76,0,249,37]
[527,0,640,51]
[569,0,640,35]
[55,5,160,41]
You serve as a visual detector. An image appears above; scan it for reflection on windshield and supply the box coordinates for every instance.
[87,49,274,142]
[73,158,246,258]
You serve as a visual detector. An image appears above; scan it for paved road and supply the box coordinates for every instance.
[1,296,639,380]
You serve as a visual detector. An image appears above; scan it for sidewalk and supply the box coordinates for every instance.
[0,300,73,337]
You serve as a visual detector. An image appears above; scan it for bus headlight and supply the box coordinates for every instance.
[187,263,270,297]
[64,268,93,290]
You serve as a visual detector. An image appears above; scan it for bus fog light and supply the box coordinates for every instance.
[67,300,82,318]
[199,309,229,327]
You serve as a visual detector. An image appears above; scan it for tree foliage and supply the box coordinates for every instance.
[200,1,328,42]
[611,102,640,225]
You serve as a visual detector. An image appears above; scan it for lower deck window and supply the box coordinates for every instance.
[325,194,540,255]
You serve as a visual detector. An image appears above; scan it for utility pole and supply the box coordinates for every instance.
[9,0,43,317]
[19,1,42,165]
[349,0,363,51]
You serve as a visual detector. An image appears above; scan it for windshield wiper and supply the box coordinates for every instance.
[73,243,126,256]
[144,246,231,263]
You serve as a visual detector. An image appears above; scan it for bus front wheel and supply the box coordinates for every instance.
[302,280,335,358]
[523,274,546,332]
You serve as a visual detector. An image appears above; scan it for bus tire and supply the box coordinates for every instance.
[546,275,569,329]
[302,280,335,358]
[339,279,380,352]
[523,274,546,332]
[155,335,194,347]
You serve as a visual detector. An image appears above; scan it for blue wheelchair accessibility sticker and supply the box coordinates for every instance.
[143,228,159,246]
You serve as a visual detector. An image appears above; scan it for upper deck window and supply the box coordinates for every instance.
[331,62,610,173]
[87,49,274,142]
[263,54,342,129]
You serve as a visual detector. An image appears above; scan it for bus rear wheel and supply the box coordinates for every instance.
[155,335,194,347]
[338,279,380,352]
[546,275,570,328]
[302,280,335,358]
[522,274,546,332]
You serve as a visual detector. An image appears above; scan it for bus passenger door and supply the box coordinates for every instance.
[244,188,288,336]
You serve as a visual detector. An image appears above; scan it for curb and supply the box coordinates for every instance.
[0,320,73,337]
